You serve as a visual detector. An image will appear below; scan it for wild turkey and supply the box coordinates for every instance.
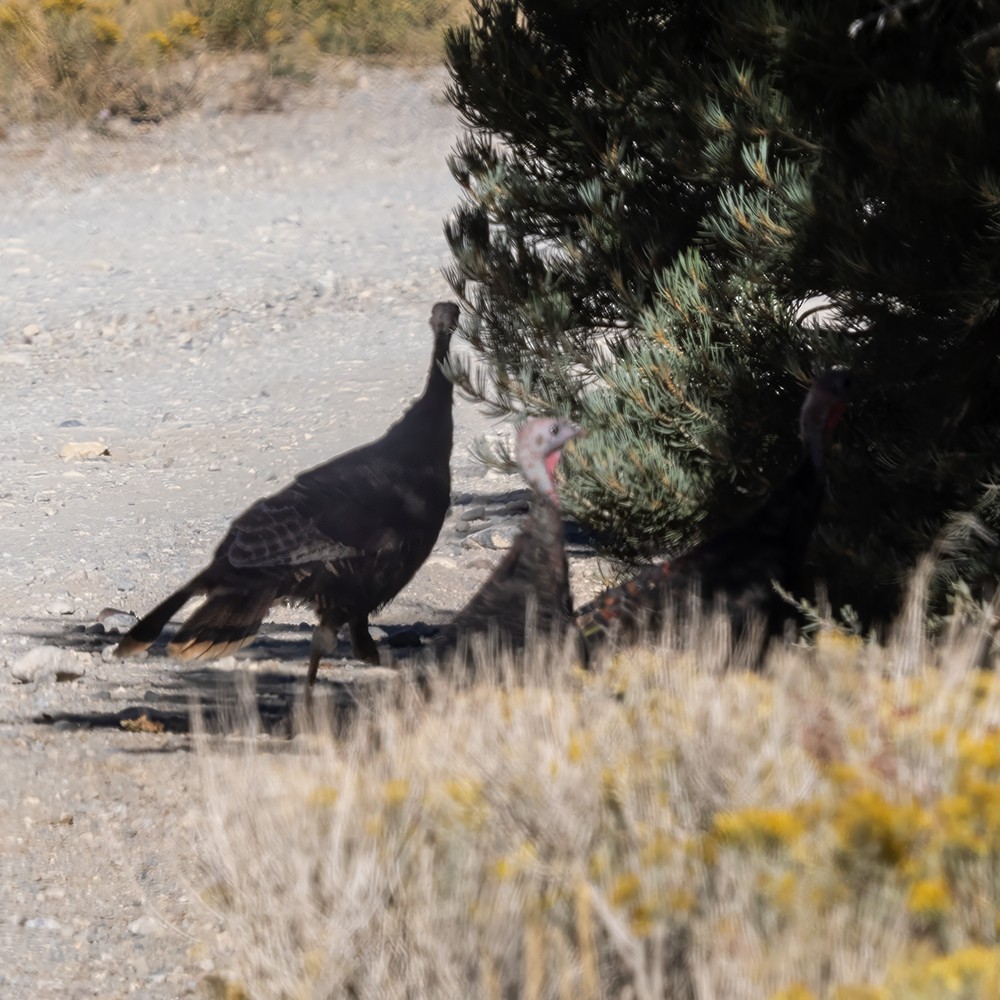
[576,369,852,655]
[115,301,460,687]
[434,417,583,662]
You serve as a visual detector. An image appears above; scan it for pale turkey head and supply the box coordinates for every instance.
[800,368,852,471]
[516,417,583,503]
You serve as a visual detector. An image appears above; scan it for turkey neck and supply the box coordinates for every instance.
[386,329,454,451]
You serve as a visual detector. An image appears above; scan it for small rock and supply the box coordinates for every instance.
[368,626,388,642]
[9,646,71,684]
[464,526,520,550]
[22,323,41,339]
[97,608,138,633]
[59,419,84,428]
[47,596,74,615]
[24,917,61,931]
[489,527,521,549]
[459,505,486,522]
[496,498,530,516]
[59,441,110,461]
[127,915,162,937]
[84,622,106,635]
[463,528,493,549]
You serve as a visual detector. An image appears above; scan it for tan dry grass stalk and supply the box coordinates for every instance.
[192,594,1000,999]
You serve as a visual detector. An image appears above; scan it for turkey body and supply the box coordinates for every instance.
[434,418,582,663]
[116,302,459,684]
[577,370,852,657]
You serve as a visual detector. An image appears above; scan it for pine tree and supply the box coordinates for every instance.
[443,0,1000,623]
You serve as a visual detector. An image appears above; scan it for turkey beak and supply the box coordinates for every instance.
[544,424,584,488]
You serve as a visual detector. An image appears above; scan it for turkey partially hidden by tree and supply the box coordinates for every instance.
[577,369,852,657]
[115,302,460,687]
[444,0,1000,626]
[433,416,583,664]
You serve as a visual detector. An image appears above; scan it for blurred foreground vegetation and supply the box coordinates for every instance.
[0,0,465,122]
[198,593,1000,999]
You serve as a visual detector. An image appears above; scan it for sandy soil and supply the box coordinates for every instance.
[0,66,602,998]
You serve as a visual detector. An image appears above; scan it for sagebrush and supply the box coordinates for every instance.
[195,596,1000,999]
[0,0,465,120]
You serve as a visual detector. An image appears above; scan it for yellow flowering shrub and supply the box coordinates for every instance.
[89,13,120,44]
[167,9,203,37]
[712,807,806,850]
[888,945,1000,998]
[0,1,29,29]
[907,878,952,916]
[194,617,1000,1000]
[42,0,87,13]
[0,0,465,120]
[832,787,932,868]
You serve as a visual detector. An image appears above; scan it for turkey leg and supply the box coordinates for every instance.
[306,610,347,690]
[349,613,380,665]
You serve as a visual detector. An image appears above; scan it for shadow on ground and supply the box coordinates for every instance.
[26,620,427,737]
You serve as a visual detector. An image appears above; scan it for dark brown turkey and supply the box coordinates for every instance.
[115,301,459,686]
[576,369,852,657]
[434,417,583,662]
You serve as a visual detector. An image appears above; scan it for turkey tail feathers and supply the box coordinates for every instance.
[114,585,197,658]
[167,588,275,661]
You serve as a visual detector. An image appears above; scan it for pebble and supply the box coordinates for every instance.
[463,526,520,550]
[459,505,486,522]
[9,645,75,684]
[495,498,530,516]
[97,608,139,633]
[127,915,162,937]
[48,596,75,615]
[24,917,61,931]
[59,441,110,461]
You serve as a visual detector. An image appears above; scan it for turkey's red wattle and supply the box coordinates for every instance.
[544,449,562,491]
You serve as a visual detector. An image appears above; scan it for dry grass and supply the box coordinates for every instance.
[0,0,465,122]
[192,592,1000,1000]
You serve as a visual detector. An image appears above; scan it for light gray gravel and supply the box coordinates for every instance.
[0,65,604,998]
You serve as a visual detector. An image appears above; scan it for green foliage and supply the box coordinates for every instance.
[444,0,1000,621]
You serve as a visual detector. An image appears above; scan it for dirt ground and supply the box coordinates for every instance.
[0,65,601,998]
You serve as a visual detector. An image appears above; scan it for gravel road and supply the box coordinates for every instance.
[0,66,602,998]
